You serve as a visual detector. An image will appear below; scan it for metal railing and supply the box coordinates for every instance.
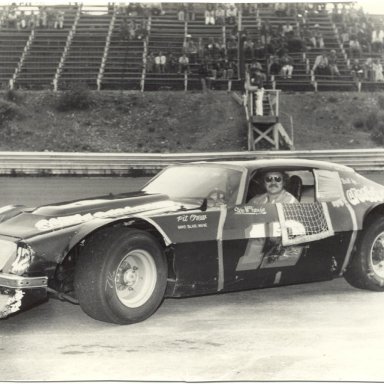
[97,6,116,91]
[10,29,35,90]
[53,4,81,91]
[0,149,383,176]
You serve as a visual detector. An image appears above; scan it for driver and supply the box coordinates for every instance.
[249,170,298,204]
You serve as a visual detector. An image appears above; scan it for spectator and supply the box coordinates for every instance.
[204,5,215,25]
[206,61,220,89]
[128,19,136,40]
[167,52,178,73]
[254,38,266,60]
[280,51,294,79]
[349,36,362,58]
[364,57,374,81]
[151,3,163,16]
[29,10,37,29]
[17,10,27,30]
[216,38,226,58]
[287,29,305,52]
[225,4,237,25]
[282,22,293,38]
[275,2,287,17]
[178,53,190,74]
[350,58,364,81]
[267,30,283,55]
[155,51,166,73]
[372,59,384,82]
[210,58,222,80]
[301,25,313,50]
[222,59,236,80]
[136,20,147,40]
[243,38,255,60]
[38,6,47,28]
[186,3,195,21]
[7,8,17,28]
[249,62,266,88]
[260,20,272,45]
[146,52,155,73]
[197,37,205,59]
[328,50,340,78]
[215,4,225,25]
[268,55,281,76]
[311,24,324,48]
[223,59,236,92]
[331,3,341,23]
[227,35,238,61]
[54,10,64,29]
[312,51,329,76]
[177,4,185,21]
[126,3,142,17]
[248,66,266,116]
[198,59,209,91]
[206,37,217,59]
[371,26,384,53]
[340,26,350,45]
[183,36,198,63]
[119,17,129,40]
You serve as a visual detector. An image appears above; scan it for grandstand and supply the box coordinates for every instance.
[0,2,382,93]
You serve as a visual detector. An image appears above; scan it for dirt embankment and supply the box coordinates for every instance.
[0,90,381,152]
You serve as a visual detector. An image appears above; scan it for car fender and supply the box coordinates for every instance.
[24,215,173,276]
[67,214,173,251]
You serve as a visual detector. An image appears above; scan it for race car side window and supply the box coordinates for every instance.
[245,171,264,202]
[314,169,344,202]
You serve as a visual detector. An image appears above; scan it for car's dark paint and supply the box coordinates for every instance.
[2,158,384,321]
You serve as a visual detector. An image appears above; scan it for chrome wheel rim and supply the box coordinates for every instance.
[370,232,384,279]
[115,249,157,308]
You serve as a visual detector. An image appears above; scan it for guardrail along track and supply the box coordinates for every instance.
[0,149,382,176]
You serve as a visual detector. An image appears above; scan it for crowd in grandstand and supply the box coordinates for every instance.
[125,1,384,85]
[145,34,238,83]
[1,2,384,90]
[0,4,65,29]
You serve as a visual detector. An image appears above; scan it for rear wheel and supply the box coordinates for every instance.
[344,217,384,291]
[74,227,167,324]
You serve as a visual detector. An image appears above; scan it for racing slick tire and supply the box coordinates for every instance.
[74,227,167,324]
[344,217,384,291]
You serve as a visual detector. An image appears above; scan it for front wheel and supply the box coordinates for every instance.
[74,227,167,324]
[344,216,384,291]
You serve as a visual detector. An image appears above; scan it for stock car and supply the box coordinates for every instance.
[1,158,384,324]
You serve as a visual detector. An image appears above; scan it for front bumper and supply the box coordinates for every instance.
[0,273,48,318]
[0,273,48,289]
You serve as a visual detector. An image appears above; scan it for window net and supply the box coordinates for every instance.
[276,202,334,246]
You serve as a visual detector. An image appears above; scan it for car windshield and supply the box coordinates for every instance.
[142,165,243,203]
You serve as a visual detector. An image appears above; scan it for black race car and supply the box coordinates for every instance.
[1,159,384,324]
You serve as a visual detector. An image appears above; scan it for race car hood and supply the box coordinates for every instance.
[0,192,182,239]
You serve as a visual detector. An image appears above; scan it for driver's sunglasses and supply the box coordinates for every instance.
[265,176,282,183]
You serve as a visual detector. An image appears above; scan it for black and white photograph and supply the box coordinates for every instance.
[1,0,384,382]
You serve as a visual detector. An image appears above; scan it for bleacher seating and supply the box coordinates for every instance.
[0,29,30,87]
[145,7,186,91]
[58,7,112,90]
[101,13,145,90]
[0,3,381,93]
[14,6,77,90]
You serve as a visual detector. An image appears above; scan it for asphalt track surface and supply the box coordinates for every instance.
[1,172,384,382]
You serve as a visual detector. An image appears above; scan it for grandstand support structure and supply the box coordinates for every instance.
[244,87,293,151]
[10,29,35,90]
[141,15,152,92]
[97,5,117,91]
[53,4,81,91]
